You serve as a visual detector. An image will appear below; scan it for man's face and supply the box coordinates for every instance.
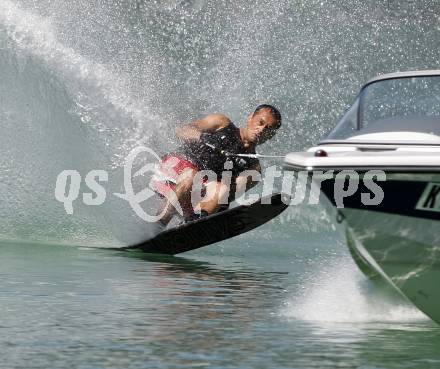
[246,108,279,144]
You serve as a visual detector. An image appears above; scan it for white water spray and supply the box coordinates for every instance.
[283,260,428,323]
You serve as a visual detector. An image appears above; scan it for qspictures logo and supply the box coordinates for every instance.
[54,146,387,223]
[55,146,183,223]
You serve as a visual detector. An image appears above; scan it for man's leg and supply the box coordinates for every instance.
[157,168,197,225]
[194,174,258,216]
[195,181,230,215]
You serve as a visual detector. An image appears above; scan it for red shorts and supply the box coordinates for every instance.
[151,154,205,198]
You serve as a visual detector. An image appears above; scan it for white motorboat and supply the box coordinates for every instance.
[284,71,440,323]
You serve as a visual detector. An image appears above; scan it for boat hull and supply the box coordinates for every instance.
[321,174,440,322]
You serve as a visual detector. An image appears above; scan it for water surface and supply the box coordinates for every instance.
[1,240,439,369]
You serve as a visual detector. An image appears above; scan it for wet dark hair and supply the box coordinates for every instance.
[253,104,282,129]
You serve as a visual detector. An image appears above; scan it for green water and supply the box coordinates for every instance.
[1,0,440,367]
[1,240,440,369]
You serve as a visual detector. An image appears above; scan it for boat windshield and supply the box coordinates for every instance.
[325,75,440,142]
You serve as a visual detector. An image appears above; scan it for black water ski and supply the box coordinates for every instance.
[123,193,288,255]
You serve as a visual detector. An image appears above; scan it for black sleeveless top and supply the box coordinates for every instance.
[180,123,259,176]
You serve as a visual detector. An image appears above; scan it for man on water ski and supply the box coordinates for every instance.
[152,104,282,226]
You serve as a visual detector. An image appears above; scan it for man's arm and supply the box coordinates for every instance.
[175,114,231,142]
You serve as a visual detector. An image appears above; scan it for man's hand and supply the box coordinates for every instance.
[175,114,231,142]
[229,156,249,172]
